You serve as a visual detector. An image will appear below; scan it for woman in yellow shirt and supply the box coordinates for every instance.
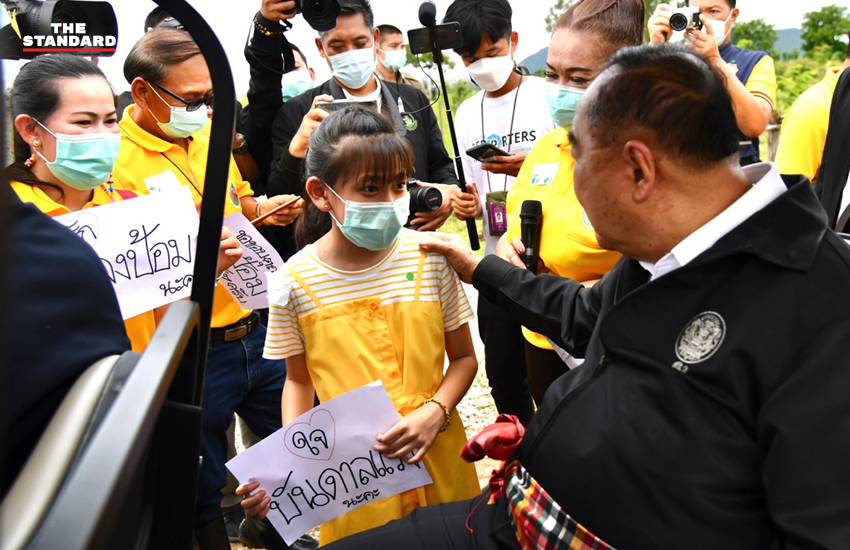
[451,0,645,405]
[6,54,158,352]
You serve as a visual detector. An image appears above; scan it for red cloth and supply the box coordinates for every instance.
[461,414,525,462]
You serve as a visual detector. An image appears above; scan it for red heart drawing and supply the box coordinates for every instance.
[284,409,336,461]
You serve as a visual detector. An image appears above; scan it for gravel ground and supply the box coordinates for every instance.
[229,283,502,549]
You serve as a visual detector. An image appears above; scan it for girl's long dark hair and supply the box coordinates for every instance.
[5,54,110,192]
[295,107,415,248]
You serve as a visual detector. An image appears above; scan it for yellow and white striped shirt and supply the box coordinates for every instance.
[264,229,474,360]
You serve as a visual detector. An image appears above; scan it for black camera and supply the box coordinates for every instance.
[1,0,117,60]
[407,179,442,226]
[287,0,341,32]
[669,7,702,32]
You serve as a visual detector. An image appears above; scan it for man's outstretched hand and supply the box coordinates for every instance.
[419,232,483,284]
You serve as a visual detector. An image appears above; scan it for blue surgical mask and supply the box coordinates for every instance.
[281,69,315,102]
[380,48,407,72]
[34,120,120,190]
[329,48,377,90]
[546,82,587,129]
[326,185,410,251]
[148,84,209,139]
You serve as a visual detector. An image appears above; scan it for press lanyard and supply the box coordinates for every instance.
[480,73,523,194]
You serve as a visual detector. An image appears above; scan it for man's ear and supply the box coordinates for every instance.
[315,36,326,58]
[305,177,331,210]
[131,77,151,110]
[309,68,316,82]
[510,31,519,56]
[729,7,739,23]
[374,27,382,48]
[622,140,655,204]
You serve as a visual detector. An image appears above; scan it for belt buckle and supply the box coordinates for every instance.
[224,325,248,342]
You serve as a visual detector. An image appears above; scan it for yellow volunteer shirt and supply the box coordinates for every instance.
[11,180,156,352]
[113,105,253,329]
[776,67,844,183]
[505,127,621,349]
[745,56,777,110]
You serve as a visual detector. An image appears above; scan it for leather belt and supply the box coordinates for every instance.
[210,311,259,342]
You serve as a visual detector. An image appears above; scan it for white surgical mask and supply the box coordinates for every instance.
[281,69,315,102]
[707,12,733,47]
[329,48,377,90]
[325,185,410,251]
[379,48,407,72]
[466,43,515,92]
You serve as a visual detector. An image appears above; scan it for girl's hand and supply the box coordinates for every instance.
[236,481,270,520]
[374,401,445,464]
[450,183,481,220]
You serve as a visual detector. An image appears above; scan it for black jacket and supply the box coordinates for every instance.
[267,77,458,197]
[815,69,850,229]
[473,176,850,550]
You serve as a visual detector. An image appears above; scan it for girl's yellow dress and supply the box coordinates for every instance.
[265,229,480,545]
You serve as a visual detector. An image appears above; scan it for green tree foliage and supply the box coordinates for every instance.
[406,50,456,71]
[733,19,778,57]
[545,0,574,33]
[801,5,850,60]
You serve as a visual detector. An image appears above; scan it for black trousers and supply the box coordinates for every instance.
[323,493,521,550]
[478,296,535,426]
[524,341,569,406]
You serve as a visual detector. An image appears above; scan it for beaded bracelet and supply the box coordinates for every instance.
[253,16,284,36]
[425,397,451,433]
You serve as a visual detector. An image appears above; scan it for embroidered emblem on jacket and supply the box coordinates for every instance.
[674,311,726,369]
[402,113,418,131]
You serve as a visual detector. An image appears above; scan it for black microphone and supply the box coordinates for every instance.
[520,200,543,275]
[418,0,437,28]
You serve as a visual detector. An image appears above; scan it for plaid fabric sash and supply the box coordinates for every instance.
[504,459,617,550]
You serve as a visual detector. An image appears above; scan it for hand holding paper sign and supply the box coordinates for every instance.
[226,382,433,545]
[217,226,243,276]
[374,400,446,463]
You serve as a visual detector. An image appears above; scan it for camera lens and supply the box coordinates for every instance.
[669,12,688,32]
[301,0,341,32]
[408,186,442,214]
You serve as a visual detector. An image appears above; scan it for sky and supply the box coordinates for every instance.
[2,0,846,96]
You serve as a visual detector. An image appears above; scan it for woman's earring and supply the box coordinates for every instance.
[24,153,36,167]
[32,139,40,147]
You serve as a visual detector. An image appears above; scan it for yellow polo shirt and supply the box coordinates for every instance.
[745,56,777,110]
[11,181,156,352]
[776,67,844,183]
[112,105,253,328]
[505,127,621,349]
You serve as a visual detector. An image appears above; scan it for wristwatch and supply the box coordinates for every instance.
[232,133,249,155]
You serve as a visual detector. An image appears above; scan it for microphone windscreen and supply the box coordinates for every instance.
[520,200,542,218]
[418,0,437,27]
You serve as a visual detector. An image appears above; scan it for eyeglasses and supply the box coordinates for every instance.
[150,81,214,112]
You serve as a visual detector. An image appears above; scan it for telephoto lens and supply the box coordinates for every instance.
[297,0,341,32]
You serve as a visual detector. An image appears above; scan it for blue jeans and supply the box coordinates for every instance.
[196,320,286,528]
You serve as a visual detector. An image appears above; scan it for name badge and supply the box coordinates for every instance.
[144,170,182,194]
[529,163,560,186]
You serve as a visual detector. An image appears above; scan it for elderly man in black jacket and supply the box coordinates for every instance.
[319,45,850,550]
[266,0,459,233]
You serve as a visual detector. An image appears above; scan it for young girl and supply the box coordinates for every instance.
[240,107,480,544]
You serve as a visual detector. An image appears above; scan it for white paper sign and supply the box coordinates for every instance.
[218,213,285,310]
[143,170,183,194]
[226,381,433,545]
[53,187,199,319]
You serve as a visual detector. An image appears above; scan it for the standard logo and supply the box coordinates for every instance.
[673,311,726,372]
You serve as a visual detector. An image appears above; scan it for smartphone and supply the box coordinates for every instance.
[316,99,378,113]
[407,23,463,55]
[466,143,510,162]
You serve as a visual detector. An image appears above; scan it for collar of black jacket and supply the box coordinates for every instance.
[691,174,829,272]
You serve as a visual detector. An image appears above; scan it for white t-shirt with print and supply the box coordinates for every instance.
[455,75,556,255]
